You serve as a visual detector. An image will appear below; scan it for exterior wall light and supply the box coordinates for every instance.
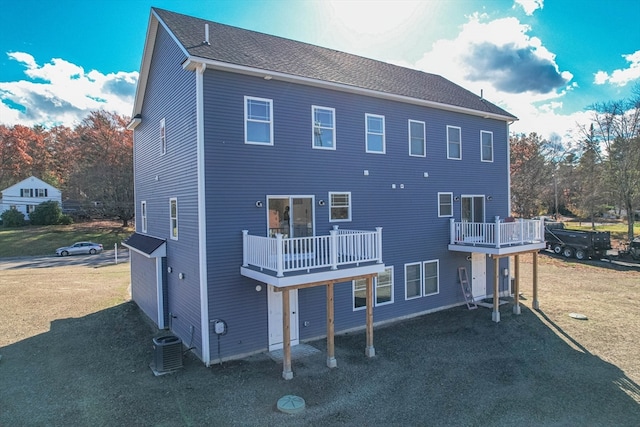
[487,196,493,201]
[318,200,325,206]
[255,201,263,208]
[454,196,460,201]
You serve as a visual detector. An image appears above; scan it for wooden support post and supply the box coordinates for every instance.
[492,257,500,322]
[282,289,293,380]
[532,251,540,309]
[326,282,337,368]
[513,255,521,315]
[365,275,375,357]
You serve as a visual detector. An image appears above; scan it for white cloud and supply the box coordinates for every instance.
[514,0,544,16]
[593,50,640,87]
[0,52,138,128]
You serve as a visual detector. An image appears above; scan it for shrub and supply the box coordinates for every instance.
[59,214,74,225]
[29,200,62,225]
[1,209,26,227]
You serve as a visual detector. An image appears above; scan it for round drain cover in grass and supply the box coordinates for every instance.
[277,395,305,414]
[569,312,588,320]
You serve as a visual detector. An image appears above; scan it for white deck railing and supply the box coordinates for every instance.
[242,226,383,277]
[449,218,544,248]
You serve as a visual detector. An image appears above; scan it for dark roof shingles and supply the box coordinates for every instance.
[154,8,516,120]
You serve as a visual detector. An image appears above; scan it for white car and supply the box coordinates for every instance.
[56,242,104,256]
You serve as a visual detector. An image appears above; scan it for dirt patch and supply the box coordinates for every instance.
[1,256,639,426]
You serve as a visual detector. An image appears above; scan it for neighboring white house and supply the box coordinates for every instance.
[0,176,62,220]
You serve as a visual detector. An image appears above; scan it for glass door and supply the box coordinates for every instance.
[267,196,314,238]
[462,195,485,223]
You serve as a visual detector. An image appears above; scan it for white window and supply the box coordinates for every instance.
[329,192,351,222]
[353,266,394,310]
[21,188,33,197]
[160,118,166,155]
[26,205,36,214]
[409,120,426,157]
[245,97,273,145]
[365,114,385,153]
[141,201,147,233]
[481,130,493,162]
[169,198,178,240]
[36,188,47,197]
[438,192,453,217]
[313,106,335,149]
[405,260,439,299]
[447,126,462,160]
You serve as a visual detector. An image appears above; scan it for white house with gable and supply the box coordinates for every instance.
[0,176,62,220]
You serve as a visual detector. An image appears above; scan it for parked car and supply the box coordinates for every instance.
[56,242,103,256]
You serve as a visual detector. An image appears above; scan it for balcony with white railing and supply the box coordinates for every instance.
[448,217,546,256]
[241,226,385,287]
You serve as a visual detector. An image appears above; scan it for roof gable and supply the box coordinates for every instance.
[131,8,516,122]
[2,176,60,194]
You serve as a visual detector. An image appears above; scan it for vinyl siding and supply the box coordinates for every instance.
[200,69,511,360]
[132,25,202,356]
[129,251,159,325]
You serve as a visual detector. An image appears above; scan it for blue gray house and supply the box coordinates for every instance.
[124,8,546,379]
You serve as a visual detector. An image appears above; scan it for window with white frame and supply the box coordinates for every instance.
[438,192,453,217]
[405,260,439,299]
[353,267,394,309]
[313,106,335,149]
[366,114,385,153]
[26,205,36,214]
[141,201,147,233]
[447,125,462,160]
[481,130,493,162]
[21,188,33,197]
[160,118,166,155]
[36,188,48,197]
[169,198,178,240]
[329,192,351,221]
[409,120,426,157]
[245,96,273,145]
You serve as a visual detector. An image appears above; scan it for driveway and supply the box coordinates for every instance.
[0,249,129,270]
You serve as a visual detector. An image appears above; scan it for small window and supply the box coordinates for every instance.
[141,201,147,233]
[313,106,335,149]
[169,198,178,240]
[36,188,47,197]
[365,114,385,153]
[26,205,36,214]
[409,120,426,157]
[245,97,273,145]
[481,131,493,162]
[447,126,462,160]
[438,192,453,217]
[160,118,166,155]
[405,260,439,299]
[21,188,33,197]
[329,192,351,222]
[353,266,394,310]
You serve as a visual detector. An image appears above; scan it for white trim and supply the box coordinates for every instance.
[312,105,336,150]
[156,257,165,329]
[160,118,166,155]
[328,191,351,222]
[365,113,385,154]
[437,192,453,217]
[140,201,147,233]
[244,96,274,146]
[480,130,493,162]
[169,197,178,240]
[352,267,394,311]
[196,64,211,366]
[405,260,439,299]
[447,125,462,160]
[404,262,422,300]
[423,259,440,297]
[408,119,426,157]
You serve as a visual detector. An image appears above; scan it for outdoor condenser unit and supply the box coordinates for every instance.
[153,335,183,373]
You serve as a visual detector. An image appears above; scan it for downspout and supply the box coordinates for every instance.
[195,62,211,365]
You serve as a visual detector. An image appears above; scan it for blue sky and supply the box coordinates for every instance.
[1,0,639,144]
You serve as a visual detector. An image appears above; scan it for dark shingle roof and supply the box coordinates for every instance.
[123,233,165,256]
[153,8,516,120]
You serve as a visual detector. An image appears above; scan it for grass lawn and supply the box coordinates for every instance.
[563,220,639,242]
[0,220,134,257]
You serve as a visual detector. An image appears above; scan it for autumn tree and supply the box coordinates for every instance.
[0,125,34,189]
[68,111,133,226]
[510,132,553,217]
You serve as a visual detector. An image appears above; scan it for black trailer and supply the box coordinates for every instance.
[544,222,611,260]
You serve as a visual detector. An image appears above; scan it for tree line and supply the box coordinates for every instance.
[510,85,640,241]
[0,111,133,226]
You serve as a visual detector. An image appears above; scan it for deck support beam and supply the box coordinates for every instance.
[532,251,540,309]
[492,256,500,322]
[326,282,337,368]
[513,254,521,315]
[281,289,293,380]
[365,274,375,357]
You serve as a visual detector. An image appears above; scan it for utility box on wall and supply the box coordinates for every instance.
[151,335,183,375]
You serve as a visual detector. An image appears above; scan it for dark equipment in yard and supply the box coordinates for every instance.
[617,238,640,261]
[544,222,611,260]
[151,335,183,375]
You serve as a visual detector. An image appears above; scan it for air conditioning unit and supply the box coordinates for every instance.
[152,335,183,374]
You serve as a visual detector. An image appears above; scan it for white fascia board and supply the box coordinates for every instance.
[183,57,518,123]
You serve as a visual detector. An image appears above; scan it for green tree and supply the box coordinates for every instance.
[28,200,62,225]
[1,209,26,227]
